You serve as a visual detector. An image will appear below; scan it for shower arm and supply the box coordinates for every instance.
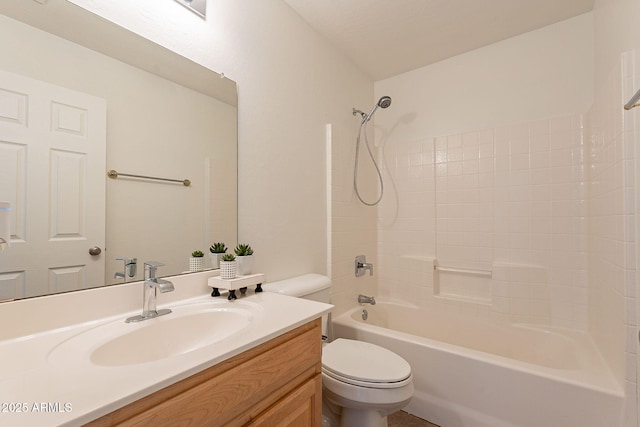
[624,88,640,110]
[352,108,366,119]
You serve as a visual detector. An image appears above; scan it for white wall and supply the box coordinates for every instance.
[374,13,593,141]
[66,0,373,282]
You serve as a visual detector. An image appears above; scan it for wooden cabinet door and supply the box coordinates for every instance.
[249,374,322,427]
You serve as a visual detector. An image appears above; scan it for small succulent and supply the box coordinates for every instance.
[191,250,204,257]
[221,253,236,262]
[209,242,227,254]
[234,243,254,256]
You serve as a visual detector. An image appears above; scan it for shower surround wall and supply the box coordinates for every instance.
[370,13,595,328]
[376,115,589,329]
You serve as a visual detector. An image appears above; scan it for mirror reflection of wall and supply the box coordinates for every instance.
[0,13,237,300]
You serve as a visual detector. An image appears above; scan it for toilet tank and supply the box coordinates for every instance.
[263,273,332,340]
[262,273,331,303]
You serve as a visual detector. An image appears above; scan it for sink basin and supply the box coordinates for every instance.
[48,300,260,367]
[92,309,251,366]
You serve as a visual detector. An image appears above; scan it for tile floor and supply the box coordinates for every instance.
[388,411,439,427]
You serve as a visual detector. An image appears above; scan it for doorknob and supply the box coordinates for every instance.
[89,246,102,256]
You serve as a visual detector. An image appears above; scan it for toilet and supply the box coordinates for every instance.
[263,274,414,427]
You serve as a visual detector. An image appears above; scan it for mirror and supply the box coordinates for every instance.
[0,0,237,301]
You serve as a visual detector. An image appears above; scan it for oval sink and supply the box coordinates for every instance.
[92,309,251,366]
[48,301,259,367]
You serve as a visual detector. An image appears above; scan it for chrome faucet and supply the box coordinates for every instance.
[126,261,174,323]
[358,294,376,305]
[114,257,137,282]
[355,255,374,277]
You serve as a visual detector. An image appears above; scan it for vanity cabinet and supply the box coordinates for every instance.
[85,319,322,427]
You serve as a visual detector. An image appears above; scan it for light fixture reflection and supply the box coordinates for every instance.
[174,0,206,18]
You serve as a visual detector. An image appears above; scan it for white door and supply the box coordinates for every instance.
[0,69,106,299]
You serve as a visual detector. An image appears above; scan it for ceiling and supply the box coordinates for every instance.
[284,0,595,81]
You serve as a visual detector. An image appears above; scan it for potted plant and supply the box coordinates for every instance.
[219,253,237,279]
[209,242,227,269]
[234,243,254,275]
[189,250,204,272]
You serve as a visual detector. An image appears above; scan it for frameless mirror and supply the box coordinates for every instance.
[0,0,237,301]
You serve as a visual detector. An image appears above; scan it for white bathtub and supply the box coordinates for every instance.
[331,301,624,427]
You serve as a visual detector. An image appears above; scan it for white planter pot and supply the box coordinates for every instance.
[236,255,254,275]
[220,260,237,279]
[209,252,224,269]
[189,257,204,272]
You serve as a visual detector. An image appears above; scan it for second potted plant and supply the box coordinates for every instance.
[234,243,254,276]
[209,242,227,269]
[219,253,237,279]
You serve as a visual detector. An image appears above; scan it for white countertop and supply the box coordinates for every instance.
[0,291,332,426]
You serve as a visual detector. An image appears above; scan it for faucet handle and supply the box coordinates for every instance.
[144,261,165,280]
[355,255,374,277]
[144,261,165,268]
[115,257,138,281]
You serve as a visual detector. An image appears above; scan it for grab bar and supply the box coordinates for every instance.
[624,88,640,110]
[434,265,492,277]
[107,169,191,186]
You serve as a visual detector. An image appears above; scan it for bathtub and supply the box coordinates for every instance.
[331,300,624,427]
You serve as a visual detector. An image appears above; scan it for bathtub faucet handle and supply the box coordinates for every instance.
[355,255,374,277]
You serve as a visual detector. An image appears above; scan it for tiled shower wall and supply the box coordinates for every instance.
[588,50,638,424]
[377,113,590,330]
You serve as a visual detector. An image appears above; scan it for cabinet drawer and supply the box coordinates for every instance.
[248,374,322,427]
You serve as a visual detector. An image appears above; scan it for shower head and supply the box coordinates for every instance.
[365,96,392,122]
[377,96,392,109]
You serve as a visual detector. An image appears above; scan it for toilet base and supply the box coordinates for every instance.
[322,402,388,427]
[322,404,389,427]
[341,408,388,427]
[322,385,411,427]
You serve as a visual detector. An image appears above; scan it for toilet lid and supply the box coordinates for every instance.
[322,339,411,385]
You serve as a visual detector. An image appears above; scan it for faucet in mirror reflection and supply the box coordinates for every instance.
[114,258,137,282]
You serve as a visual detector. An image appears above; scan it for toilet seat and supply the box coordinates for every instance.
[322,339,412,389]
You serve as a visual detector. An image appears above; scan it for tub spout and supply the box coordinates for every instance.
[358,294,376,305]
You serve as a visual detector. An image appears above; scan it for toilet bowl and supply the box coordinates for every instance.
[322,338,413,427]
[263,274,414,427]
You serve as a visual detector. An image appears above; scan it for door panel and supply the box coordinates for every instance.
[0,70,106,299]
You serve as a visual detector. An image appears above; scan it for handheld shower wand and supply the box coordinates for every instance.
[352,96,392,206]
